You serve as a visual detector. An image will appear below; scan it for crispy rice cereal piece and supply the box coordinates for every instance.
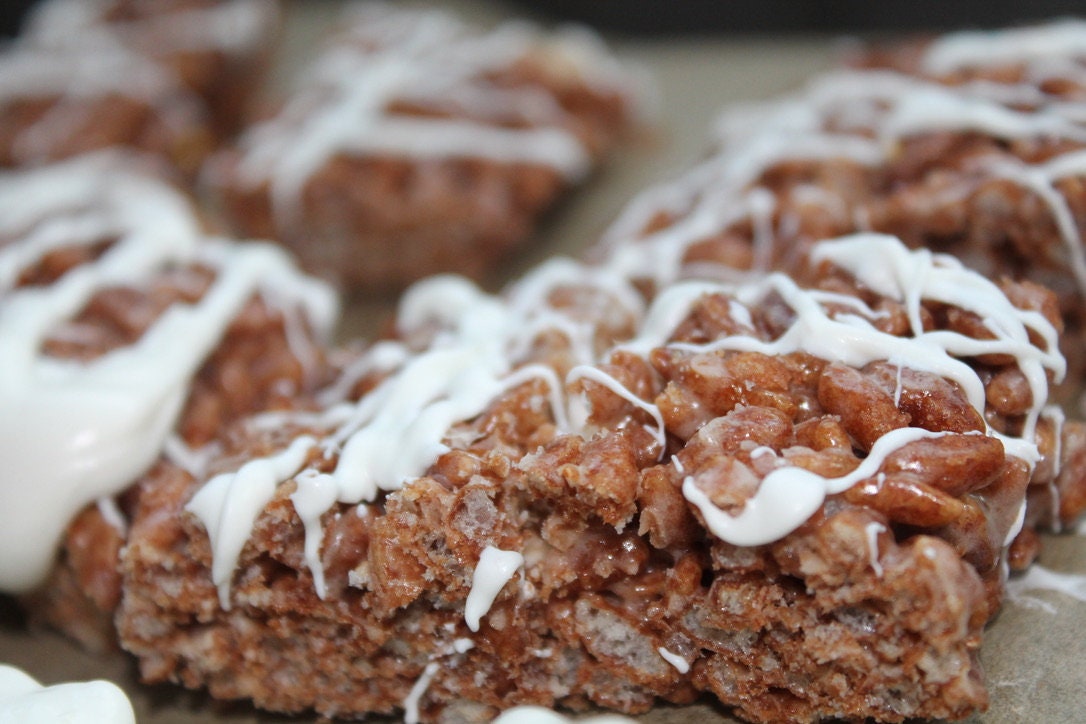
[205,2,647,292]
[599,20,1086,400]
[0,152,337,648]
[116,233,1079,722]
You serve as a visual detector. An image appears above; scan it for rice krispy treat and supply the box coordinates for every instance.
[0,0,279,176]
[115,232,1083,722]
[20,0,280,136]
[601,20,1086,399]
[0,151,337,648]
[205,2,647,293]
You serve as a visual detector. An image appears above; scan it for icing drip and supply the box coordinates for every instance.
[685,429,950,546]
[0,154,337,593]
[464,546,525,632]
[232,3,635,227]
[187,436,319,609]
[657,647,691,674]
[403,662,439,724]
[865,522,887,577]
[0,664,135,724]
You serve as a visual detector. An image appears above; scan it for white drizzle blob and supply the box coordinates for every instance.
[492,706,636,724]
[464,546,525,632]
[656,646,691,674]
[0,664,135,724]
[0,152,338,593]
[231,3,641,228]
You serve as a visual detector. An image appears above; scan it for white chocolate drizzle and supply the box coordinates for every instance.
[865,521,887,577]
[674,234,1060,545]
[657,647,691,674]
[465,545,525,632]
[605,22,1086,307]
[0,664,135,724]
[0,153,337,593]
[185,230,1060,600]
[922,19,1086,75]
[492,706,636,723]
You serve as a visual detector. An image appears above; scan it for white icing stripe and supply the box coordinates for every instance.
[403,661,439,724]
[465,546,524,632]
[187,436,317,609]
[922,19,1086,74]
[685,429,949,547]
[0,664,135,724]
[865,521,886,577]
[290,470,340,600]
[0,154,337,593]
[566,365,667,456]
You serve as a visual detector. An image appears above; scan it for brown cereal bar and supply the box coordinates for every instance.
[0,151,337,648]
[205,2,646,293]
[21,0,280,136]
[0,0,279,175]
[114,232,1082,722]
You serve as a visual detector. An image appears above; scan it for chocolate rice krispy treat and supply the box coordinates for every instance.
[114,232,1083,722]
[20,0,281,137]
[601,20,1086,400]
[0,0,279,176]
[205,2,647,293]
[0,151,337,648]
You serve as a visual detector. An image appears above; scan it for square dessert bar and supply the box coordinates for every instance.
[0,151,337,648]
[206,2,648,292]
[115,233,1083,723]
